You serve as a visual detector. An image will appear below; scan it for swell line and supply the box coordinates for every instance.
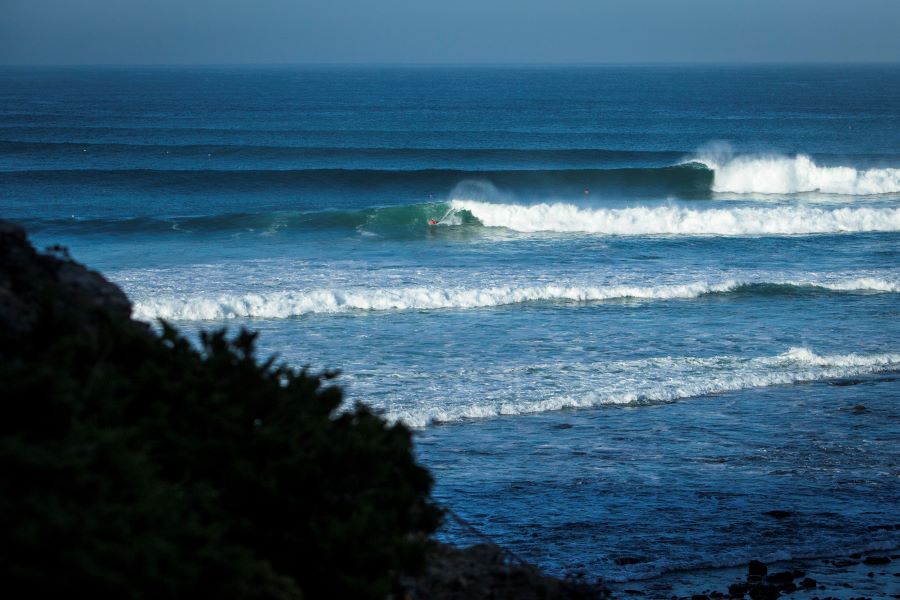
[131,279,899,321]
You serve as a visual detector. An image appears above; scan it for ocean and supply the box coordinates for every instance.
[2,65,899,584]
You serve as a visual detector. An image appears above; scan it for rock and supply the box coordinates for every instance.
[852,404,866,413]
[615,557,644,566]
[801,578,817,588]
[748,560,768,578]
[766,571,795,585]
[830,378,864,387]
[0,219,136,346]
[763,510,793,519]
[832,560,859,567]
[728,582,749,597]
[863,556,891,565]
[403,542,611,600]
[748,584,780,600]
[692,595,709,600]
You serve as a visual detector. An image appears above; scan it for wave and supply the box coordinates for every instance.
[10,154,899,199]
[131,278,898,321]
[450,200,900,235]
[694,153,900,195]
[1,165,714,197]
[24,199,900,239]
[385,347,900,427]
[0,140,682,170]
[19,204,457,237]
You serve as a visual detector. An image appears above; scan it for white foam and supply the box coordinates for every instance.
[382,347,900,427]
[814,276,899,292]
[698,153,900,195]
[132,281,732,320]
[449,199,900,235]
[131,277,898,321]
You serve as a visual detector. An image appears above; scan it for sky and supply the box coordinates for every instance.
[2,0,899,65]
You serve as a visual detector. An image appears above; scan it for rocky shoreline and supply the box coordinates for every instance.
[607,551,899,600]
[403,542,611,599]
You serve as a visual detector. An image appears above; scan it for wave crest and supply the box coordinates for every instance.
[132,278,898,321]
[449,200,900,235]
[696,153,900,195]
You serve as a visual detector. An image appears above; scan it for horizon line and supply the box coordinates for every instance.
[2,60,900,68]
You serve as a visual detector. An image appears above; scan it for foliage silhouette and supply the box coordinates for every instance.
[0,286,441,599]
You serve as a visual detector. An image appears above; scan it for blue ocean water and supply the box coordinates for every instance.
[2,65,899,583]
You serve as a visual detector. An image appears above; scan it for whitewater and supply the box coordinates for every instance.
[449,200,900,235]
[381,347,900,427]
[698,153,900,195]
[133,277,899,320]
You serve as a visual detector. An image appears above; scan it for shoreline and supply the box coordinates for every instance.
[607,551,899,599]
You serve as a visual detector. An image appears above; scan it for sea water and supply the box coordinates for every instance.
[2,65,898,582]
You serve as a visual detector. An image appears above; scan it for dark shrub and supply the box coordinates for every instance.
[0,229,442,599]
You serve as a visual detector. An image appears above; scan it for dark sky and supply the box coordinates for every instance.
[2,0,899,65]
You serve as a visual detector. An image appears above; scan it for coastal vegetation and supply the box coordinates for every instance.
[0,220,441,598]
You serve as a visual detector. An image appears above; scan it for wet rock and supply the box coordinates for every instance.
[692,595,709,600]
[763,510,793,519]
[851,404,866,413]
[830,379,864,387]
[801,578,817,588]
[832,560,859,567]
[863,556,891,565]
[615,557,644,566]
[728,582,749,597]
[748,560,768,578]
[748,584,780,600]
[766,571,795,585]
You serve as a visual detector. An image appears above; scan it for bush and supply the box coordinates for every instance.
[0,292,442,598]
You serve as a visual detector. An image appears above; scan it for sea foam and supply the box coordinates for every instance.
[383,347,900,427]
[449,200,900,235]
[697,153,900,195]
[132,278,898,321]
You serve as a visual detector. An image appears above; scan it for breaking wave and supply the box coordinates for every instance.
[695,153,900,195]
[383,347,900,427]
[132,278,898,321]
[449,200,900,235]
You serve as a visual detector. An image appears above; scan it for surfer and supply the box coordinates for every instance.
[428,218,439,226]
